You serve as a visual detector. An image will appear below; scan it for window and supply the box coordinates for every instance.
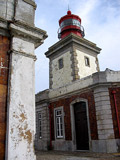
[58,58,63,69]
[38,112,42,139]
[55,108,64,138]
[85,56,90,67]
[60,19,81,29]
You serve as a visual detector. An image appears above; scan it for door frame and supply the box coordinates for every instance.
[70,98,91,151]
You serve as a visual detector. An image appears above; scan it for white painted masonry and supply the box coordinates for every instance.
[12,37,35,55]
[52,51,72,88]
[8,52,36,160]
[76,49,97,78]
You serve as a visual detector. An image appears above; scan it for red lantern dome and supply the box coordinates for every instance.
[58,10,85,39]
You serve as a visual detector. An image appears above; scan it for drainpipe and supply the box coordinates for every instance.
[112,90,120,137]
[48,105,52,149]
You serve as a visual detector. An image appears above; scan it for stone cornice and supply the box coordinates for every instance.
[9,21,48,48]
[0,17,48,47]
[45,33,101,58]
[49,82,120,103]
[23,0,37,9]
[35,70,120,102]
[35,89,49,103]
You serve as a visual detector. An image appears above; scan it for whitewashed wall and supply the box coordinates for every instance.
[76,49,97,78]
[51,51,72,88]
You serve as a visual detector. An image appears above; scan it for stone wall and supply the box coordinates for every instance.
[35,90,50,151]
[35,104,50,150]
[0,35,10,160]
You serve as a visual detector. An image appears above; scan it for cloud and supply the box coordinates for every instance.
[82,0,120,71]
[76,0,99,25]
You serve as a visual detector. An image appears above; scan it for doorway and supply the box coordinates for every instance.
[74,102,89,150]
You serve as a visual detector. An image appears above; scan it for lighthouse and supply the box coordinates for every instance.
[36,10,120,154]
[45,11,100,89]
[58,10,85,39]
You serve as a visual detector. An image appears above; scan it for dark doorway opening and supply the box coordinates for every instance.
[74,102,89,150]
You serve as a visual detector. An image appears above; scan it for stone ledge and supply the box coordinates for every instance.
[23,0,37,9]
[45,33,101,58]
[9,22,48,48]
[36,90,49,102]
[11,50,37,60]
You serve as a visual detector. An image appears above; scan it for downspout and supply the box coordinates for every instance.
[48,105,52,149]
[112,90,120,137]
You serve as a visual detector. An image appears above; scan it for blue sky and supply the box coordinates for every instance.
[35,0,120,93]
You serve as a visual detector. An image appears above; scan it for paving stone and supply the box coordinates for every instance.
[36,151,120,160]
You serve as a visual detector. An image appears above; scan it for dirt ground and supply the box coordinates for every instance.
[36,151,120,160]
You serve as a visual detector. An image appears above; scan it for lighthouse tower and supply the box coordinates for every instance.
[45,10,101,89]
[58,10,85,39]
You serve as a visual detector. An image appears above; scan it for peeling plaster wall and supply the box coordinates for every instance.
[76,49,97,78]
[8,51,36,160]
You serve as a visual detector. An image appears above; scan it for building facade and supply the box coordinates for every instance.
[0,0,47,159]
[35,11,120,153]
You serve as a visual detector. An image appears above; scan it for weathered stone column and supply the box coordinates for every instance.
[93,72,117,153]
[0,0,47,159]
[6,22,47,160]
